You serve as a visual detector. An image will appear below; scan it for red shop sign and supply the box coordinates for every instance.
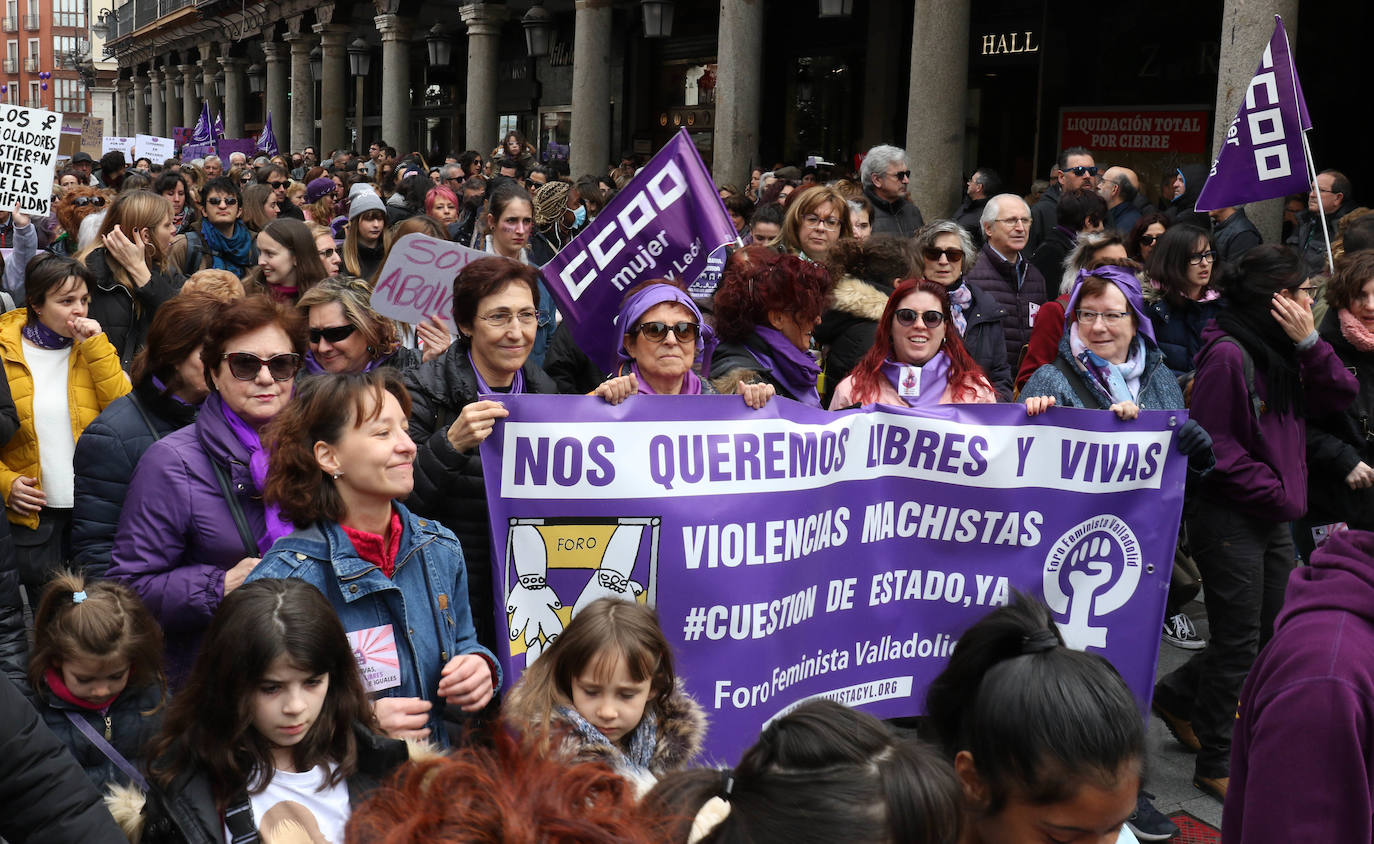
[1060,109,1210,155]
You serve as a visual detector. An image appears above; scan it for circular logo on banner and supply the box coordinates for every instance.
[1042,515,1142,651]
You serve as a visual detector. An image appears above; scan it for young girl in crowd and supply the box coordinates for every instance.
[28,571,165,789]
[504,596,705,792]
[128,578,411,843]
[925,594,1147,844]
[342,190,389,281]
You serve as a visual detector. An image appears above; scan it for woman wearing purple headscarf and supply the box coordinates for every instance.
[593,279,775,408]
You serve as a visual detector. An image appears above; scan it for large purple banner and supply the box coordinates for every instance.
[480,397,1186,763]
[1195,15,1311,211]
[539,129,739,373]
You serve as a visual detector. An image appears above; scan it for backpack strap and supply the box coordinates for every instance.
[1199,333,1263,425]
[181,230,204,274]
[1051,356,1101,408]
[211,460,261,559]
[64,710,148,790]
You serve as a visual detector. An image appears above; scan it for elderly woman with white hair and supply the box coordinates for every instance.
[913,220,1013,400]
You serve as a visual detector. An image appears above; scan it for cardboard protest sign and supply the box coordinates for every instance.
[135,134,175,163]
[0,104,63,215]
[482,397,1185,762]
[369,233,488,328]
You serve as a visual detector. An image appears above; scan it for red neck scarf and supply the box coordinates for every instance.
[342,508,404,578]
[44,666,119,712]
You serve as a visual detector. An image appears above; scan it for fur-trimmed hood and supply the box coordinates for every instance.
[829,275,893,322]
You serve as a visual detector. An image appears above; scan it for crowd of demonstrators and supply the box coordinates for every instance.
[0,134,1366,841]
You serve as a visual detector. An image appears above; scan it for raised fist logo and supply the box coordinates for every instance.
[1042,516,1142,651]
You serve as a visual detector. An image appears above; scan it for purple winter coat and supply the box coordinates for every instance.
[1191,322,1358,521]
[106,393,266,683]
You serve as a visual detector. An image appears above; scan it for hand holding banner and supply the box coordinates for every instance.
[369,233,489,328]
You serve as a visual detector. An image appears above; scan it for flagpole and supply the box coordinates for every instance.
[1299,129,1335,275]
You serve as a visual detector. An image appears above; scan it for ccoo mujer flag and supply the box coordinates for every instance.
[1195,16,1311,212]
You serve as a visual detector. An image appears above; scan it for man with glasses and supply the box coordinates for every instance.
[1030,146,1096,251]
[1098,166,1143,235]
[1288,169,1355,276]
[170,176,259,278]
[970,193,1048,368]
[860,144,924,238]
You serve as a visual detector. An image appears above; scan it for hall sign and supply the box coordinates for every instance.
[980,31,1038,55]
[1060,109,1210,155]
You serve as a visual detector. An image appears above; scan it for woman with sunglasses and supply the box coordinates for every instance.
[298,276,423,375]
[829,279,994,409]
[107,296,308,685]
[1153,246,1356,802]
[1126,213,1169,264]
[403,256,558,654]
[773,185,852,268]
[0,255,129,596]
[1144,223,1222,377]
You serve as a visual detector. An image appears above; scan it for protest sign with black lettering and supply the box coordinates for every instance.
[101,136,135,158]
[369,233,487,328]
[135,134,176,163]
[0,104,63,215]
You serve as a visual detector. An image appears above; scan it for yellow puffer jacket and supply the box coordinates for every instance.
[0,308,131,529]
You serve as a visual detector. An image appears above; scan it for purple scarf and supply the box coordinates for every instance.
[631,361,702,395]
[469,351,524,395]
[615,283,717,377]
[22,319,72,350]
[218,398,294,553]
[304,349,390,375]
[881,352,950,408]
[749,325,821,407]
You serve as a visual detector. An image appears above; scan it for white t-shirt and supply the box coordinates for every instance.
[22,340,75,509]
[232,765,350,844]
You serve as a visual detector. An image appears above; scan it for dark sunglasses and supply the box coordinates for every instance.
[1138,233,1159,246]
[70,195,106,207]
[221,352,303,381]
[206,196,239,207]
[895,308,946,328]
[1065,165,1099,177]
[268,181,290,189]
[309,324,357,344]
[922,246,963,263]
[890,170,912,180]
[631,321,700,343]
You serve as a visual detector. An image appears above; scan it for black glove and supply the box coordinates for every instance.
[1176,418,1212,462]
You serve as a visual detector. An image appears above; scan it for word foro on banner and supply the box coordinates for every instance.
[0,104,62,216]
[481,397,1186,761]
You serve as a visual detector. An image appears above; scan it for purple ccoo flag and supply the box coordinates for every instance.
[189,102,214,144]
[256,111,280,158]
[1195,16,1311,212]
[540,129,739,374]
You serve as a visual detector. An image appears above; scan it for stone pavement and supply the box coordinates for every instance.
[1147,597,1223,830]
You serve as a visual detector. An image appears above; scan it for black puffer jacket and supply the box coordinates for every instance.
[403,348,557,651]
[82,247,185,369]
[37,680,164,789]
[0,673,126,843]
[1305,308,1374,529]
[0,372,23,691]
[816,275,895,403]
[862,184,924,239]
[72,381,198,578]
[965,243,1047,372]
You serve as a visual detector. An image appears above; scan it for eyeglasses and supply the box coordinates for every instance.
[1138,233,1160,247]
[631,321,700,342]
[206,196,238,207]
[996,216,1032,228]
[895,309,945,328]
[267,181,289,190]
[240,175,254,184]
[478,309,544,327]
[1294,282,1326,297]
[1065,166,1099,177]
[309,324,356,344]
[1188,250,1217,265]
[1076,310,1131,325]
[801,213,842,231]
[922,246,964,263]
[70,195,106,207]
[318,247,337,260]
[887,170,911,181]
[221,352,303,381]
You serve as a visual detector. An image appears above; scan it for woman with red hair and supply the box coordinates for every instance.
[829,279,995,408]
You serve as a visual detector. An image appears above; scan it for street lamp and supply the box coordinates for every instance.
[246,63,264,94]
[426,24,451,66]
[640,0,674,38]
[174,79,183,98]
[522,1,552,58]
[309,46,322,82]
[214,70,225,99]
[194,78,204,98]
[817,0,853,17]
[348,38,371,77]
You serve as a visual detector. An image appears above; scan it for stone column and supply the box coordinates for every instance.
[179,64,198,131]
[198,44,221,124]
[713,0,763,188]
[460,4,504,155]
[132,74,148,135]
[163,58,178,133]
[221,56,246,138]
[569,0,612,178]
[1212,0,1300,243]
[115,78,132,136]
[905,0,971,220]
[148,68,165,137]
[285,25,317,153]
[860,0,900,149]
[262,41,290,143]
[314,24,350,155]
[374,14,411,153]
